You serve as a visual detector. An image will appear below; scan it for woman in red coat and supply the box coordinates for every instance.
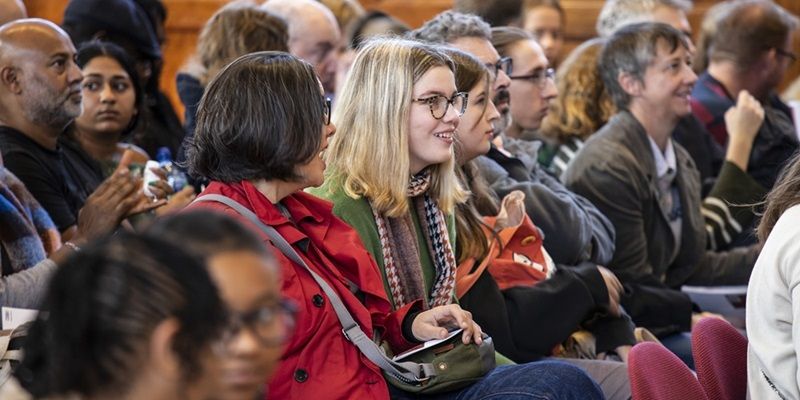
[184,50,602,399]
[184,51,483,399]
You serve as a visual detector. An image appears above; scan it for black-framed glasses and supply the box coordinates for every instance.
[509,67,556,89]
[487,57,513,80]
[323,97,332,125]
[775,48,798,65]
[216,298,297,350]
[412,92,469,120]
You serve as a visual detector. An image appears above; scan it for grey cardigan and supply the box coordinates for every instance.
[0,258,56,309]
[476,139,616,267]
[563,111,757,335]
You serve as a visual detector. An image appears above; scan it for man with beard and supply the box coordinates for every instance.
[411,12,615,267]
[491,27,558,149]
[0,19,161,242]
[690,0,798,192]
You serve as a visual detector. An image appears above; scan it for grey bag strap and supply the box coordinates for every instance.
[194,194,437,383]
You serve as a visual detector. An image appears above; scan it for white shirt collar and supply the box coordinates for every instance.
[648,136,677,178]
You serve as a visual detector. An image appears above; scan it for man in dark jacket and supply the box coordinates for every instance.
[564,22,758,367]
[690,0,798,192]
[0,19,162,242]
[596,0,770,250]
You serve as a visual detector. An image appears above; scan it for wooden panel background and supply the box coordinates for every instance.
[23,0,800,120]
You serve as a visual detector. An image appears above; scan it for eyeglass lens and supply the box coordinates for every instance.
[219,300,297,349]
[428,93,468,119]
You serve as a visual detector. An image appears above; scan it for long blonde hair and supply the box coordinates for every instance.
[325,38,467,217]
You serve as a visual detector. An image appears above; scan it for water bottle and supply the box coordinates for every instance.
[155,147,188,192]
[142,160,161,198]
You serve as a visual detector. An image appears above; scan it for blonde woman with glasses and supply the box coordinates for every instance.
[314,37,603,399]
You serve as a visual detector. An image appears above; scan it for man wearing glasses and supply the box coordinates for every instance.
[690,0,798,192]
[492,27,557,142]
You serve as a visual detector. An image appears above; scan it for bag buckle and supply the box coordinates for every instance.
[342,323,360,342]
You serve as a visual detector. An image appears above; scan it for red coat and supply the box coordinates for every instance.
[187,181,419,400]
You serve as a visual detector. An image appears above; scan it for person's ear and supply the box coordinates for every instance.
[761,48,779,72]
[148,317,182,379]
[1,66,22,94]
[618,71,643,97]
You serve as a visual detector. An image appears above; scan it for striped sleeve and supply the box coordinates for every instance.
[702,161,766,250]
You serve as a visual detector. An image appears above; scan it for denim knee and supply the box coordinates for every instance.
[388,361,604,399]
[467,361,605,399]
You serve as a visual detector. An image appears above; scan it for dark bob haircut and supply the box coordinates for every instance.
[187,51,326,183]
[15,232,226,398]
[77,40,145,136]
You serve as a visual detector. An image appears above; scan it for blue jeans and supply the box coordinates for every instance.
[389,361,604,399]
[660,332,695,369]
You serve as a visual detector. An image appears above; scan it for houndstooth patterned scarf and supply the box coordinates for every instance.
[371,169,456,309]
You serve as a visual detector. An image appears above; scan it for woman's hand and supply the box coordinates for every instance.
[155,186,197,216]
[411,304,483,345]
[114,154,169,214]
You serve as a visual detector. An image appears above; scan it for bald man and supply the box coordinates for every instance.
[262,0,341,93]
[0,19,153,242]
[0,0,25,26]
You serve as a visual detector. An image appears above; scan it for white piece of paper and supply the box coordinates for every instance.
[789,101,800,142]
[682,285,747,328]
[392,328,464,362]
[2,306,38,330]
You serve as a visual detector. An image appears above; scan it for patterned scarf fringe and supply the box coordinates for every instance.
[371,169,456,308]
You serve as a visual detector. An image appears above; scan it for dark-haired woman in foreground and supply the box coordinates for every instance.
[149,210,292,400]
[5,233,227,400]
